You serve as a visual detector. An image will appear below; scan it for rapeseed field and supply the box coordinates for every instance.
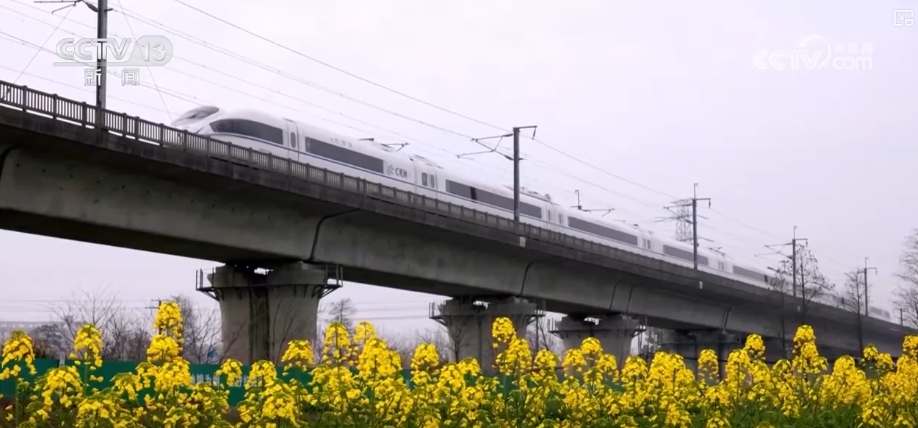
[0,301,914,427]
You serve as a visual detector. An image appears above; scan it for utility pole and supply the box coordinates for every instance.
[664,184,710,270]
[463,125,536,225]
[763,226,806,307]
[38,0,111,122]
[95,0,109,116]
[789,227,807,298]
[855,259,876,352]
[512,126,537,223]
[856,269,864,353]
[861,257,877,318]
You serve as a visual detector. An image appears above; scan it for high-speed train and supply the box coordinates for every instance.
[170,106,894,323]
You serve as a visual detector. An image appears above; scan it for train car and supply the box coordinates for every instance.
[169,106,894,322]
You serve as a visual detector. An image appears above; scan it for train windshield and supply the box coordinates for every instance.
[171,106,219,127]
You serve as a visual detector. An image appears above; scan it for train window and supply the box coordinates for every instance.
[430,175,437,189]
[303,137,385,173]
[446,180,473,198]
[662,245,710,265]
[422,173,428,187]
[732,265,765,282]
[290,132,297,149]
[718,261,725,270]
[644,239,652,249]
[210,119,284,145]
[569,217,639,246]
[445,180,542,218]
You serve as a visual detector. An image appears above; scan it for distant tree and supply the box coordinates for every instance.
[49,287,151,361]
[842,269,867,351]
[842,270,866,314]
[309,298,359,363]
[895,229,918,328]
[637,326,668,360]
[414,328,450,363]
[375,327,448,369]
[767,270,790,354]
[527,317,562,358]
[268,293,323,364]
[169,295,222,364]
[324,298,358,333]
[29,324,67,360]
[768,244,835,324]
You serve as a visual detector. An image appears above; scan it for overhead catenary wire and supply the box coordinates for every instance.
[8,4,73,84]
[0,1,896,297]
[0,29,207,108]
[112,0,172,120]
[0,27,881,295]
[0,31,853,288]
[0,5,678,229]
[5,1,681,216]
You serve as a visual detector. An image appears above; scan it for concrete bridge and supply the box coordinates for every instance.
[0,80,910,369]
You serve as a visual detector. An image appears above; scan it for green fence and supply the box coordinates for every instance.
[2,359,621,406]
[1,359,471,406]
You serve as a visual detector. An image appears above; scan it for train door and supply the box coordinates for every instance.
[411,156,439,194]
[284,119,299,162]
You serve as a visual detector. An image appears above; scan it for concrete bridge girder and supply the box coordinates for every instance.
[0,140,339,262]
[0,112,906,358]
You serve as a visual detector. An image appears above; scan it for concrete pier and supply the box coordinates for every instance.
[662,330,743,375]
[199,262,339,364]
[550,314,642,367]
[430,296,541,372]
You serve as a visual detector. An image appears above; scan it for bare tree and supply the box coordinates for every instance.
[842,270,866,314]
[169,295,222,364]
[324,298,358,333]
[895,230,918,328]
[440,318,474,364]
[769,244,835,324]
[49,287,150,361]
[104,311,151,361]
[29,324,67,360]
[637,326,668,360]
[767,270,789,353]
[267,290,319,364]
[840,269,868,351]
[527,317,562,357]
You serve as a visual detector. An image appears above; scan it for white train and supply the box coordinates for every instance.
[170,106,894,323]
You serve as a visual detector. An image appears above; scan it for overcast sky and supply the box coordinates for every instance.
[0,0,915,341]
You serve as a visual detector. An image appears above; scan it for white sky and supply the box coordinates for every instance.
[0,0,915,337]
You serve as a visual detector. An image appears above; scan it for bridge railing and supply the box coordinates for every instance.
[0,79,910,337]
[0,81,579,246]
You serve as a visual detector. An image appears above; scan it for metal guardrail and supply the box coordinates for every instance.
[0,80,615,265]
[0,80,910,336]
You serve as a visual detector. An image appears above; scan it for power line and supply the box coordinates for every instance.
[0,26,884,295]
[19,1,692,221]
[169,0,509,134]
[0,1,893,293]
[1,3,678,229]
[0,63,171,114]
[663,184,711,271]
[113,0,172,120]
[106,3,683,209]
[0,30,207,107]
[8,3,73,84]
